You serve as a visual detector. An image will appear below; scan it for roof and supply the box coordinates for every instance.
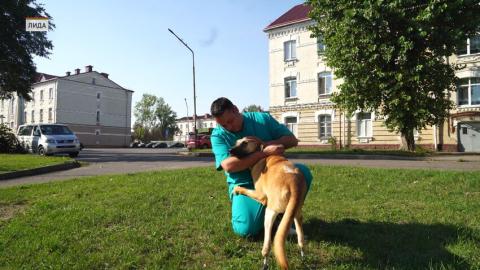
[177,113,213,121]
[35,73,58,83]
[264,4,312,31]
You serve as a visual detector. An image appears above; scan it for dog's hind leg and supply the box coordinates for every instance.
[262,208,278,269]
[294,210,305,257]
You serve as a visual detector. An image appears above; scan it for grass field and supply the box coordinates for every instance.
[0,154,72,173]
[0,166,479,269]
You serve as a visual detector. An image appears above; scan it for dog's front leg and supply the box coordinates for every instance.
[262,208,278,269]
[232,186,267,205]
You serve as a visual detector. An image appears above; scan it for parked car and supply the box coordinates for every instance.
[145,142,156,148]
[17,124,81,157]
[130,142,139,148]
[169,142,185,148]
[153,142,168,148]
[137,142,146,148]
[187,134,211,149]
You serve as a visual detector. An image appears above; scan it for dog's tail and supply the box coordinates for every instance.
[273,172,304,270]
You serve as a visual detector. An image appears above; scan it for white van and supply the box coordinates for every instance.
[17,124,81,157]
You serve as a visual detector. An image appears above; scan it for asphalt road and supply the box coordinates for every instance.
[0,148,479,188]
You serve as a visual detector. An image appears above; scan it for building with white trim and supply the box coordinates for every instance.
[0,65,133,147]
[264,4,480,151]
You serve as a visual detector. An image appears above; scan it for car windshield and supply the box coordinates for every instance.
[40,125,73,135]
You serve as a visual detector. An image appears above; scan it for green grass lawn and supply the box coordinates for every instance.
[0,154,73,173]
[0,166,479,269]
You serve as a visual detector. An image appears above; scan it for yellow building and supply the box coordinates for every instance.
[264,4,480,152]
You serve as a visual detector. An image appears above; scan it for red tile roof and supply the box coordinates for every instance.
[264,4,312,31]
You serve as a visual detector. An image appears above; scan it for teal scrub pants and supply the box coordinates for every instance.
[228,163,313,237]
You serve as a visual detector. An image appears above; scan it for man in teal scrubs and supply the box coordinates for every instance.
[210,97,313,237]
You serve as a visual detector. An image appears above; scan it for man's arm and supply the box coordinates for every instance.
[221,151,266,173]
[264,135,298,149]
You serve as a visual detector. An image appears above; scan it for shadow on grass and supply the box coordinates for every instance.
[304,218,477,269]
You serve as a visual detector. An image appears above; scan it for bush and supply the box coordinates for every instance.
[0,124,25,153]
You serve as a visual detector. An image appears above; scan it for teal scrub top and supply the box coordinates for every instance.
[210,112,293,186]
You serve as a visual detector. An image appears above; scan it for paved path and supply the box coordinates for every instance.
[1,148,479,188]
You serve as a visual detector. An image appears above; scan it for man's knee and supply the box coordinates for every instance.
[295,163,313,190]
[232,215,262,237]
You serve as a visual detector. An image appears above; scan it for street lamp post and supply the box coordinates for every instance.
[184,98,190,143]
[168,28,197,148]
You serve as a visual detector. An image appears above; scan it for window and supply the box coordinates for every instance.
[24,111,27,123]
[40,90,44,101]
[284,116,298,136]
[210,122,213,127]
[284,40,296,61]
[285,77,297,98]
[357,112,372,137]
[317,36,326,54]
[31,110,35,123]
[318,72,333,95]
[97,92,101,99]
[95,129,101,136]
[92,78,96,85]
[318,115,332,139]
[31,92,35,104]
[96,111,100,122]
[457,77,480,106]
[39,109,43,122]
[10,97,14,114]
[49,88,53,99]
[457,35,480,55]
[48,108,52,121]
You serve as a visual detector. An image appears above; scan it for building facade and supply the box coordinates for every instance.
[0,65,133,147]
[264,4,480,152]
[174,114,216,143]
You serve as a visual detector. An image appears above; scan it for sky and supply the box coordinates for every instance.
[33,0,305,125]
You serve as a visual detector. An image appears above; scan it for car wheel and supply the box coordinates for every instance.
[69,152,79,158]
[38,146,46,156]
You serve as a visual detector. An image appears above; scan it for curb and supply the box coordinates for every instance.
[177,151,427,161]
[0,161,81,181]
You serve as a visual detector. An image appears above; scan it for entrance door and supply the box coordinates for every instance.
[458,122,480,152]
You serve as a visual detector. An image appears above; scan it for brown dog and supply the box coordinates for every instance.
[230,137,307,270]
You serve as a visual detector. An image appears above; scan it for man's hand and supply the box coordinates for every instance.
[262,144,285,156]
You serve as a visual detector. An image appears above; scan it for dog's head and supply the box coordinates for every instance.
[229,137,262,158]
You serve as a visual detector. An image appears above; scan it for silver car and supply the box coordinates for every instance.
[17,124,81,157]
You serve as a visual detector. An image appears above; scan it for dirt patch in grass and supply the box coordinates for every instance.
[0,203,26,222]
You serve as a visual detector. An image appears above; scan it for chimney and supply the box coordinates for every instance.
[75,68,80,75]
[100,72,109,79]
[66,71,71,76]
[85,65,93,72]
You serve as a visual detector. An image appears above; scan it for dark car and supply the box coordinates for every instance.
[130,142,139,148]
[169,142,185,148]
[153,142,168,148]
[145,142,156,148]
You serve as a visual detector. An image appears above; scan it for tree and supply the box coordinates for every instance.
[0,0,55,100]
[155,97,178,140]
[134,94,158,130]
[242,104,264,112]
[308,0,480,151]
[133,94,178,141]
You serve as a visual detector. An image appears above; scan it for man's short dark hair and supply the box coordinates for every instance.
[211,97,235,117]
